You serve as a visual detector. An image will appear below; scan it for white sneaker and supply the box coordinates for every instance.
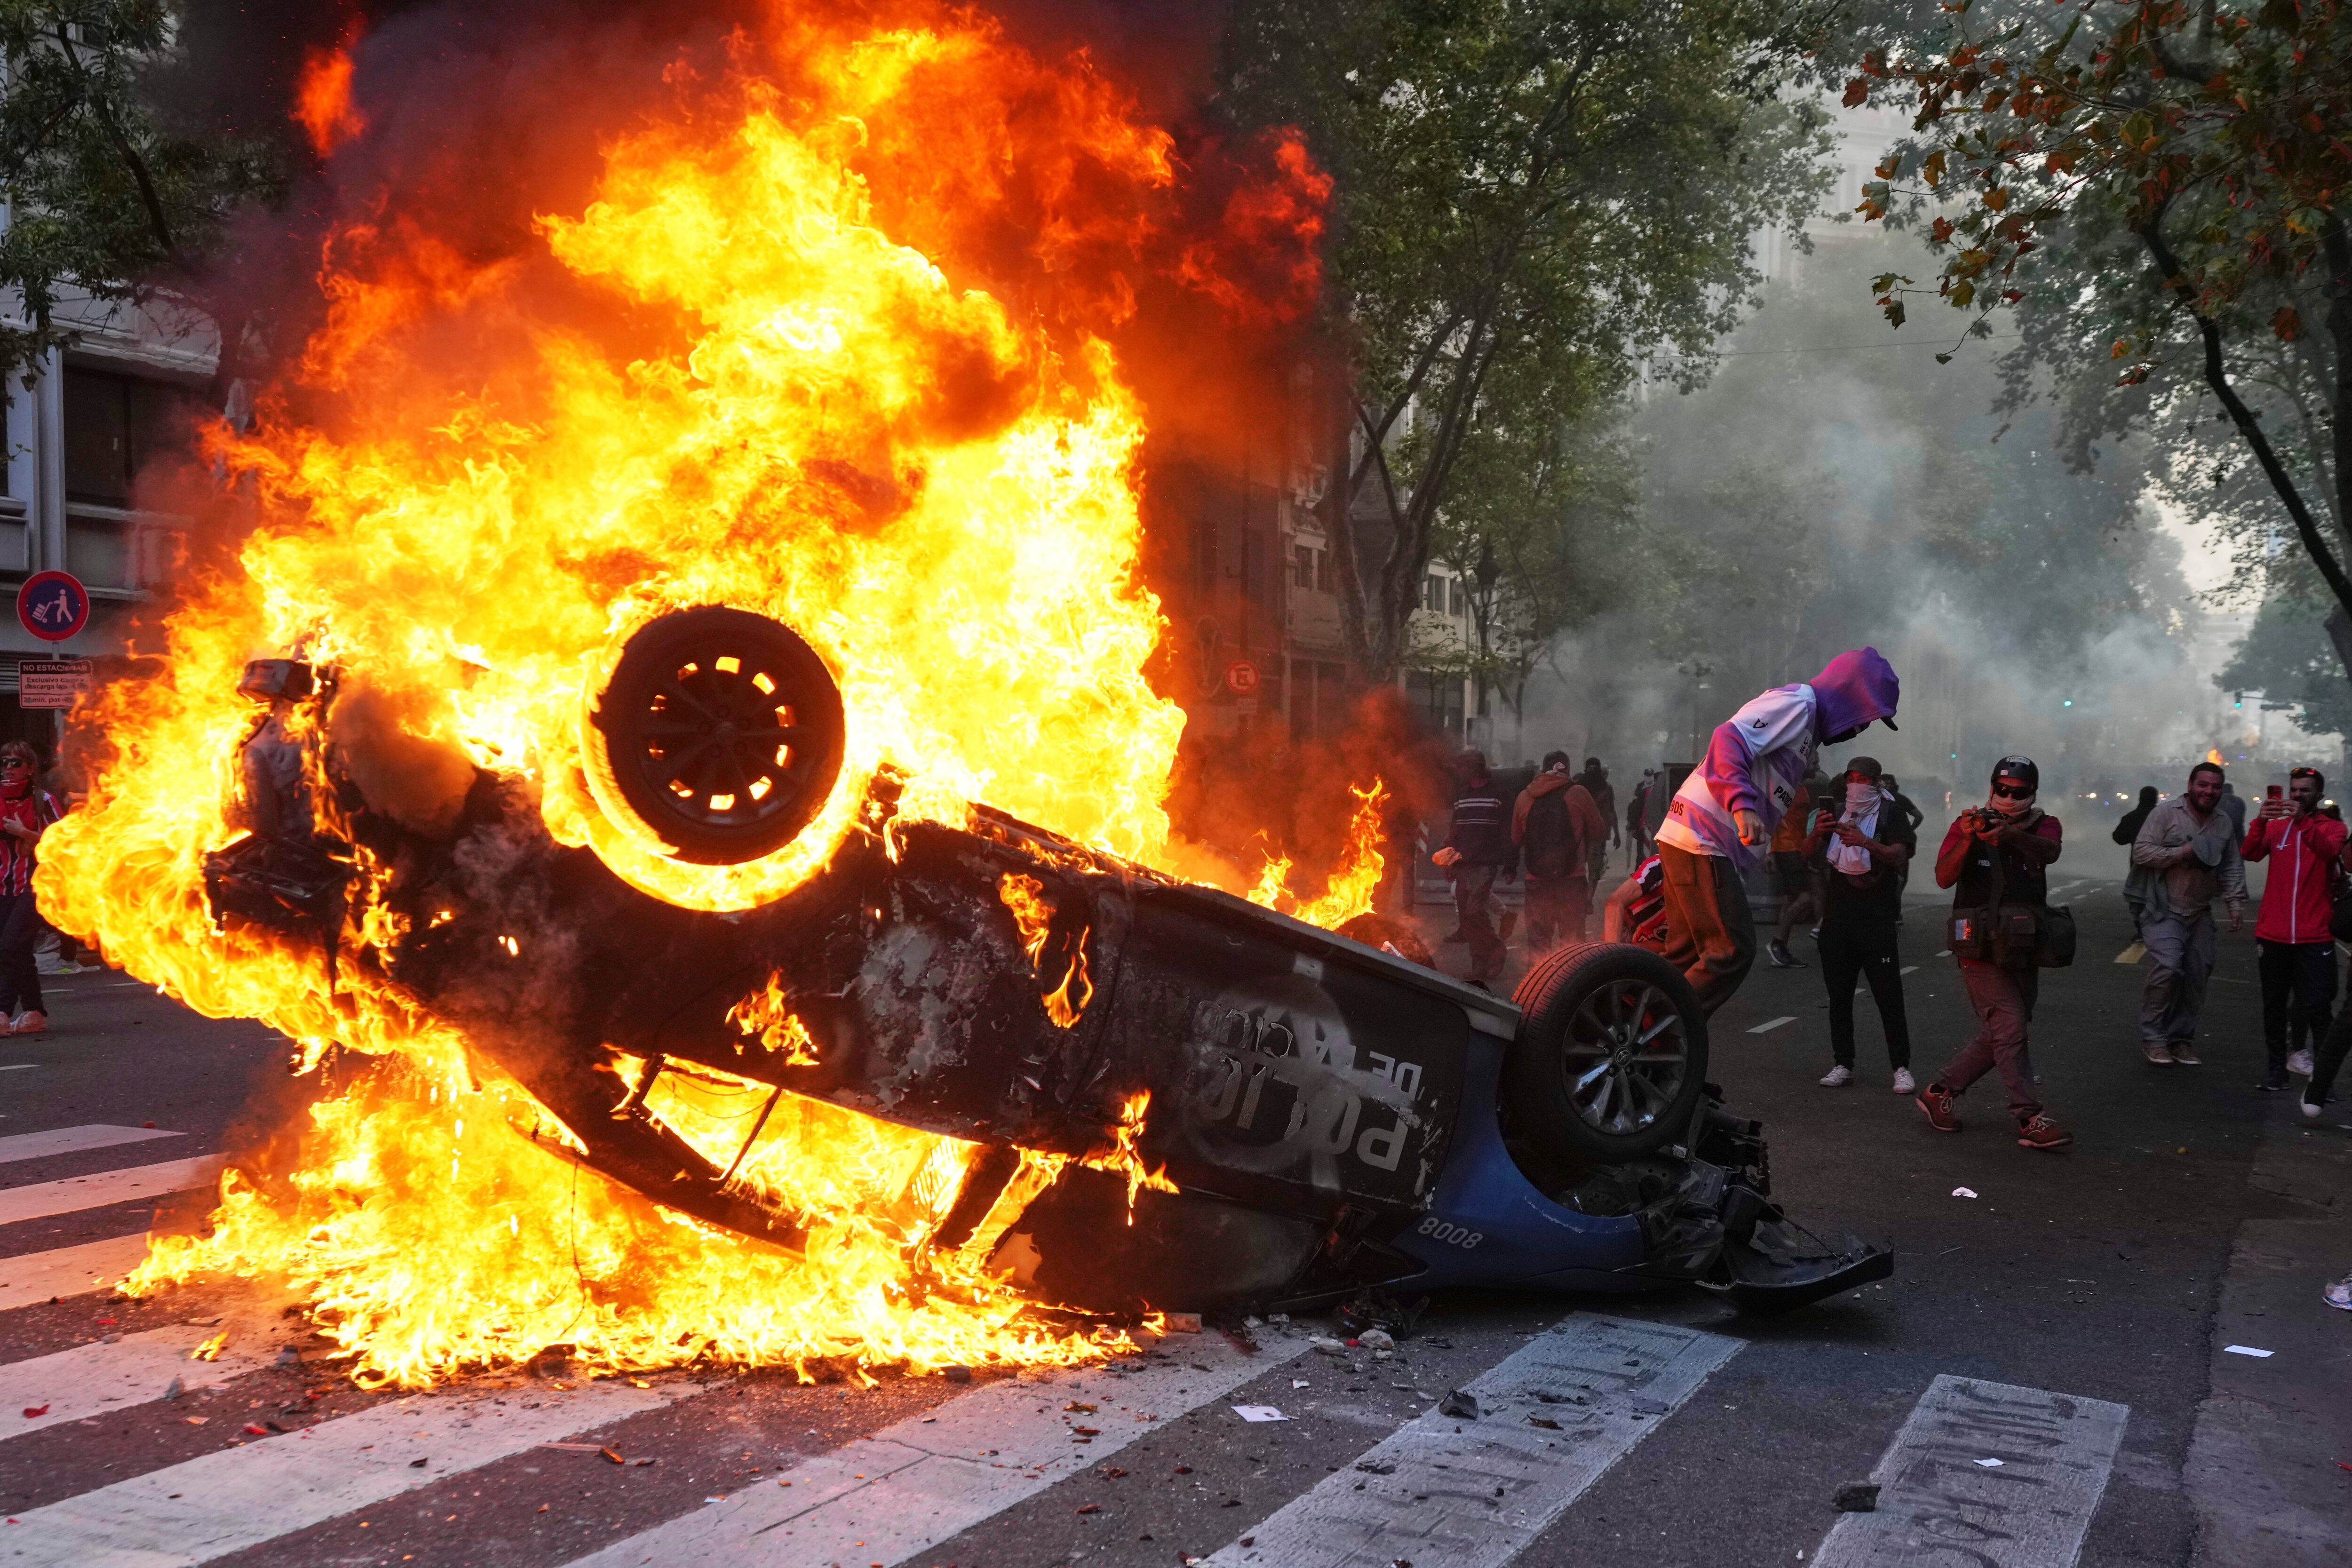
[2288,1048,2315,1077]
[2304,1097,2326,1122]
[1818,1065,1853,1087]
[1891,1067,1916,1095]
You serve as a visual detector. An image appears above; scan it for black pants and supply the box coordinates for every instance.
[0,890,44,1019]
[2257,939,2336,1070]
[1821,921,1911,1069]
[2309,1000,2352,1108]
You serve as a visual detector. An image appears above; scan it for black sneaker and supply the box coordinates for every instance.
[2258,1067,2291,1092]
[1766,938,1804,969]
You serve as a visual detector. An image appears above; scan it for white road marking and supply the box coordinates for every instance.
[1748,1017,1795,1035]
[1899,966,1918,975]
[2116,942,2148,964]
[562,1332,1310,1568]
[1810,1374,2129,1568]
[1935,949,1952,957]
[0,1316,289,1435]
[0,1233,151,1310]
[0,1064,33,1072]
[0,1154,225,1226]
[1204,1314,1739,1568]
[0,1124,182,1166]
[0,1375,705,1567]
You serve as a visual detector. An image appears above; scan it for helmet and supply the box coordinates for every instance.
[1990,755,2039,792]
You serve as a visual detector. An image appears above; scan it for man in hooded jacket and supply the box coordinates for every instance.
[1653,648,1902,1014]
[1515,751,1609,952]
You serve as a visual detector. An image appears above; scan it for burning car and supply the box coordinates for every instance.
[204,604,1890,1321]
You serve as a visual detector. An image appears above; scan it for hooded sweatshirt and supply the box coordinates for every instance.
[2241,808,2346,945]
[1655,649,1900,871]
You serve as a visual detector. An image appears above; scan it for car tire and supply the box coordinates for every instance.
[581,606,846,865]
[1505,942,1709,1164]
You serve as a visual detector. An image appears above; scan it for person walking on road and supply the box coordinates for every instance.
[1764,774,1820,970]
[1653,647,1901,1015]
[2242,768,2344,1092]
[1577,758,1619,888]
[1880,772,1925,911]
[0,742,64,1037]
[1432,750,1516,986]
[1513,751,1606,954]
[1627,771,1655,864]
[2130,761,2247,1067]
[1916,756,2073,1150]
[2114,785,2161,940]
[1808,757,1917,1092]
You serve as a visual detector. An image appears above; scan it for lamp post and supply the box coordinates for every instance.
[1469,539,1499,747]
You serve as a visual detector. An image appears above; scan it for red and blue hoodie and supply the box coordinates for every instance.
[1656,648,1900,872]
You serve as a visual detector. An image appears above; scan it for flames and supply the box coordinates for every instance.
[998,872,1095,1028]
[43,3,1363,1388]
[1248,779,1389,929]
[1079,1091,1178,1225]
[293,43,364,157]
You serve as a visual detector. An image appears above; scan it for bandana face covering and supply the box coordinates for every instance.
[1989,784,2035,818]
[1844,780,1879,818]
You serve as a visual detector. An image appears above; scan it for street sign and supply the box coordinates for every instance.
[16,571,88,643]
[17,658,92,710]
[1224,660,1260,696]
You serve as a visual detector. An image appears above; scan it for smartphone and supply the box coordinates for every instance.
[2269,784,2284,799]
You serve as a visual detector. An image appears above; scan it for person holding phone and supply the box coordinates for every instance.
[1805,758,1916,1091]
[2241,767,2344,1090]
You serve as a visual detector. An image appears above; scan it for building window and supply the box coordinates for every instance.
[1422,573,1445,612]
[1315,548,1332,593]
[1295,543,1315,591]
[1450,579,1468,617]
[1243,529,1268,602]
[64,368,208,508]
[1193,514,1217,591]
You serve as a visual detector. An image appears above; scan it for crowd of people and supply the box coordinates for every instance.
[1428,648,2352,1181]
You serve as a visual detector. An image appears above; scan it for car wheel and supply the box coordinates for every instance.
[581,606,846,865]
[1505,942,1708,1164]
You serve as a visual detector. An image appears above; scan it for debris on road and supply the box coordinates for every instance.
[1309,1336,1346,1356]
[2222,1345,2274,1358]
[1832,1483,1879,1512]
[17,1406,44,1419]
[1232,1405,1289,1423]
[1974,1458,2003,1468]
[1358,1328,1396,1352]
[1951,1188,1978,1199]
[1161,1312,1202,1333]
[1439,1389,1479,1420]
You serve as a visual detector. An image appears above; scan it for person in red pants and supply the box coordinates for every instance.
[1915,756,2072,1150]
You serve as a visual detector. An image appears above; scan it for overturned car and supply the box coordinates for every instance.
[207,605,1890,1319]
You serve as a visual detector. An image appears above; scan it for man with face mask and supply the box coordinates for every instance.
[2241,767,2341,1090]
[1652,648,1900,1014]
[1917,756,2071,1149]
[1805,757,1916,1091]
[2130,761,2248,1067]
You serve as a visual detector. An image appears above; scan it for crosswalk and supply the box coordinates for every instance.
[0,1126,2147,1568]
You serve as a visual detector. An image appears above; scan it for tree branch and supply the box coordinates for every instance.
[2139,212,2352,618]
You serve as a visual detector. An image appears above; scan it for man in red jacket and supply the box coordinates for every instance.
[2242,766,2347,1091]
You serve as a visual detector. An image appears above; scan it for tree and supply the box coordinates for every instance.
[2216,563,2352,741]
[0,1,287,400]
[1847,0,2352,627]
[1216,0,1841,681]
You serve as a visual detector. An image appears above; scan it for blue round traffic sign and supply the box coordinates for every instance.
[17,571,89,643]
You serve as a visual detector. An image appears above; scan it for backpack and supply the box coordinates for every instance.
[1523,788,1581,879]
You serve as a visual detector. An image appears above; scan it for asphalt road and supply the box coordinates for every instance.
[0,869,2344,1568]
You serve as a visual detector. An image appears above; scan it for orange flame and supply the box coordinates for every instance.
[44,3,1334,1388]
[293,43,365,157]
[1078,1090,1177,1224]
[725,974,820,1066]
[1247,779,1389,928]
[2207,748,2226,767]
[998,873,1095,1028]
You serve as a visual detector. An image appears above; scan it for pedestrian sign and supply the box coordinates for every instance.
[16,571,88,643]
